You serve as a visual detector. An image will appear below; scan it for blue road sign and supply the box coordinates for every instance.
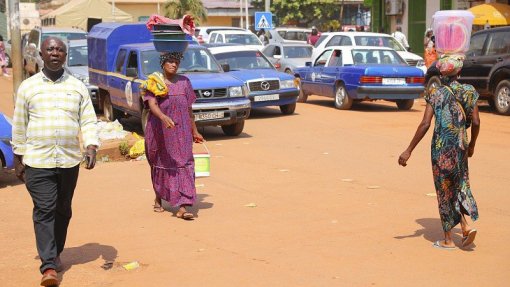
[255,12,272,30]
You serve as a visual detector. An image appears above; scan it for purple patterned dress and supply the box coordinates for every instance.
[144,75,196,207]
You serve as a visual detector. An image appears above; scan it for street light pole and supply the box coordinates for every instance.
[265,0,269,12]
[240,0,243,28]
[245,0,249,30]
[7,0,23,103]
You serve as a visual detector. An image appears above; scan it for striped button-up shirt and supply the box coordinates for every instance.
[12,71,99,168]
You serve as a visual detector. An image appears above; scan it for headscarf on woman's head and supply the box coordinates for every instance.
[436,54,465,85]
[425,28,433,37]
[436,54,464,76]
[160,52,184,67]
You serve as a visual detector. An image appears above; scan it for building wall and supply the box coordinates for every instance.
[115,3,161,22]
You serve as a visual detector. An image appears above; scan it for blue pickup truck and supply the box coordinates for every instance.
[88,23,251,136]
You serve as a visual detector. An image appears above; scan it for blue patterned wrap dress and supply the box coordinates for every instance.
[426,80,479,232]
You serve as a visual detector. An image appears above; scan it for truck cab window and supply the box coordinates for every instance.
[127,51,138,69]
[115,49,127,73]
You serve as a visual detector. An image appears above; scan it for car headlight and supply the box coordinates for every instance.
[229,86,244,97]
[416,60,425,67]
[280,79,297,89]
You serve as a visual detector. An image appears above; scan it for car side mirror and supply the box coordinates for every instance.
[305,61,312,67]
[126,67,138,78]
[274,54,282,59]
[221,63,230,72]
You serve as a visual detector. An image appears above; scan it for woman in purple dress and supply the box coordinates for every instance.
[144,52,204,220]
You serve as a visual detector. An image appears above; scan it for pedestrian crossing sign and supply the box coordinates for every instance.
[255,12,272,30]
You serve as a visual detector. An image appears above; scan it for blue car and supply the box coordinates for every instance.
[0,112,14,169]
[295,46,425,110]
[208,46,300,115]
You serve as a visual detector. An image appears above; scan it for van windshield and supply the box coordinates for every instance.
[141,48,223,75]
[213,50,273,70]
[42,32,87,42]
[67,45,88,66]
[354,36,405,51]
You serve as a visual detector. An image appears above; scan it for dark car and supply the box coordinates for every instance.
[425,26,510,115]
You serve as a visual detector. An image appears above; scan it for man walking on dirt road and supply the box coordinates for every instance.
[11,37,99,286]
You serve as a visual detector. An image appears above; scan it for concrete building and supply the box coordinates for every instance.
[370,0,510,54]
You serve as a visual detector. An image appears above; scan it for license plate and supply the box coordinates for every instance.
[254,94,280,102]
[382,78,406,85]
[194,111,225,121]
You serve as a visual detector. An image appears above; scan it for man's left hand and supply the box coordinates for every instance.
[83,146,97,169]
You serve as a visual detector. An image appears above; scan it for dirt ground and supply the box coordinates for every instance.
[1,73,509,286]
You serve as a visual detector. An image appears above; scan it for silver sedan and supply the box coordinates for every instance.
[262,43,313,75]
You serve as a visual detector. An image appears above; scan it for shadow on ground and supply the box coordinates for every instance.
[54,243,118,284]
[394,218,476,251]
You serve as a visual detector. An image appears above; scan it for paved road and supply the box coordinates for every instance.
[1,74,509,286]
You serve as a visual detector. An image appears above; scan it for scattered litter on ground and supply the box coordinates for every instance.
[97,120,129,141]
[279,169,289,172]
[195,183,205,188]
[341,178,354,182]
[215,143,223,146]
[331,220,338,224]
[122,261,140,271]
[129,133,145,159]
[426,193,437,197]
[323,152,329,155]
[101,155,110,162]
[367,185,380,189]
[135,155,146,161]
[197,248,206,252]
[244,203,257,207]
[100,261,114,270]
[243,142,250,145]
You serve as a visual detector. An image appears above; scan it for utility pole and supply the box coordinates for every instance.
[245,0,249,30]
[265,0,269,12]
[240,0,243,28]
[8,0,23,104]
[339,0,345,29]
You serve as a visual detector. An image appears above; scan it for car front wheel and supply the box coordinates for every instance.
[103,94,122,121]
[494,80,510,115]
[221,120,245,136]
[426,75,441,96]
[334,83,352,110]
[280,102,296,115]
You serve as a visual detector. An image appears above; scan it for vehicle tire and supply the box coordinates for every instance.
[221,120,244,136]
[297,82,308,103]
[5,54,11,68]
[280,102,296,115]
[141,108,150,134]
[426,75,441,96]
[493,80,510,115]
[103,94,121,121]
[396,99,414,110]
[334,83,352,110]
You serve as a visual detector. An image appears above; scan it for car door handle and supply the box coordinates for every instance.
[497,57,503,62]
[470,59,476,64]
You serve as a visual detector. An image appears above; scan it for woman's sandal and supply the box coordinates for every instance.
[153,201,165,213]
[176,211,194,220]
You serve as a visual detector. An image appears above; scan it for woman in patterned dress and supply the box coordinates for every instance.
[144,52,204,220]
[398,55,481,249]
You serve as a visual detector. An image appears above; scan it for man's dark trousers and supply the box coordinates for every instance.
[25,165,79,274]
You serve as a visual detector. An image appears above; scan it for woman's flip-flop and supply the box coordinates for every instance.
[153,201,165,213]
[432,240,456,250]
[462,229,477,247]
[176,211,194,220]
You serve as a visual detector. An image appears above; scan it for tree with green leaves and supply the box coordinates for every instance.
[164,0,207,25]
[252,0,340,27]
